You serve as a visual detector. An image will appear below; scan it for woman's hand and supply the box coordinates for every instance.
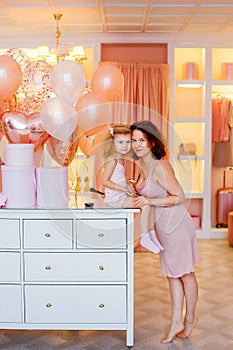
[126,185,137,196]
[133,195,150,207]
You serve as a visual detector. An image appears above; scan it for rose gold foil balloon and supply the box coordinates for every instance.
[26,112,49,152]
[46,129,79,166]
[0,55,22,99]
[1,110,49,151]
[75,92,111,136]
[91,64,124,101]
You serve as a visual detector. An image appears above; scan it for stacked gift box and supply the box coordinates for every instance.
[1,144,68,208]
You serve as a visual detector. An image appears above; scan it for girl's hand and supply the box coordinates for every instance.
[133,195,149,207]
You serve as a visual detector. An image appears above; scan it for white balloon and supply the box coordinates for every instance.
[51,60,86,104]
[41,97,78,141]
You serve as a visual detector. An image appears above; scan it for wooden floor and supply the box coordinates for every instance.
[0,239,233,349]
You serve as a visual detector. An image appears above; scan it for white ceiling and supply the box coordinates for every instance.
[1,0,233,45]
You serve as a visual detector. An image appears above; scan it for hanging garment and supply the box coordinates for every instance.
[213,127,233,167]
[212,96,232,142]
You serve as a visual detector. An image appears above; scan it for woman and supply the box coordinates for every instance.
[130,120,199,344]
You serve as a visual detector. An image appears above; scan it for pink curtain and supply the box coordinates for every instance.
[100,61,170,141]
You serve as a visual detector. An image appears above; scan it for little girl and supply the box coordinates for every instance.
[101,124,163,254]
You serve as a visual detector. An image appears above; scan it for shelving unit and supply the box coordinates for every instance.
[211,48,233,236]
[169,46,211,238]
[168,44,233,238]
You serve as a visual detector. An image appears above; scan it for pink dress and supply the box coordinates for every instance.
[104,162,128,207]
[137,172,199,278]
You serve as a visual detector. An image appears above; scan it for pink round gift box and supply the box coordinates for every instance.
[183,62,199,80]
[221,62,233,80]
[36,167,69,208]
[1,165,36,208]
[6,144,34,166]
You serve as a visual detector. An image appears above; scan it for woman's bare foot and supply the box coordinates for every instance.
[176,317,198,339]
[160,322,184,343]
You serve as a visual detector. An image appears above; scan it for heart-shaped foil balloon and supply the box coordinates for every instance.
[1,110,49,152]
[46,129,79,167]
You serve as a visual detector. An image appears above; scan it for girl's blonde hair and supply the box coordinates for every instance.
[102,124,132,158]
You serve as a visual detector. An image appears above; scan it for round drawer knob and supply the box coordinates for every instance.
[99,304,104,308]
[98,233,104,237]
[45,266,51,270]
[45,233,51,238]
[99,265,104,271]
[46,303,52,308]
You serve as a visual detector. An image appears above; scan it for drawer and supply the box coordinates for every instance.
[76,219,127,249]
[24,252,126,282]
[0,252,21,281]
[25,285,126,324]
[0,219,20,248]
[23,219,73,249]
[0,285,22,322]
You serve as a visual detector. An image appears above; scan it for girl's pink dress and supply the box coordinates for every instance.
[137,172,199,278]
[104,162,128,207]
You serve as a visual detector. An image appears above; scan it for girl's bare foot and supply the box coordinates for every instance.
[176,317,198,339]
[160,322,184,343]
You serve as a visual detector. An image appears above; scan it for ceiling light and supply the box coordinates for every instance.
[35,14,87,65]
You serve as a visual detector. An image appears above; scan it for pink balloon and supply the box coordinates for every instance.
[0,55,22,99]
[75,92,111,136]
[78,124,110,156]
[40,97,78,141]
[76,92,108,110]
[91,64,124,101]
[21,60,53,103]
[51,60,86,104]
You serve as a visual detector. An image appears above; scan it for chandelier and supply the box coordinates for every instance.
[35,14,87,65]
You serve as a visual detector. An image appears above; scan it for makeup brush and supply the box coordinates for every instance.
[90,187,105,196]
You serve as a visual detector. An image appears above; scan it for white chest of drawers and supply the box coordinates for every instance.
[0,208,138,348]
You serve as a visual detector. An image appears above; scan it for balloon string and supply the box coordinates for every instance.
[12,93,18,111]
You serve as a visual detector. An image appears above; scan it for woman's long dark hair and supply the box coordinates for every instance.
[130,120,166,160]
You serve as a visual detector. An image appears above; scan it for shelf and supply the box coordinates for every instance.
[175,80,204,88]
[174,118,205,122]
[212,80,233,85]
[176,155,204,161]
[184,192,204,199]
[212,83,233,94]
